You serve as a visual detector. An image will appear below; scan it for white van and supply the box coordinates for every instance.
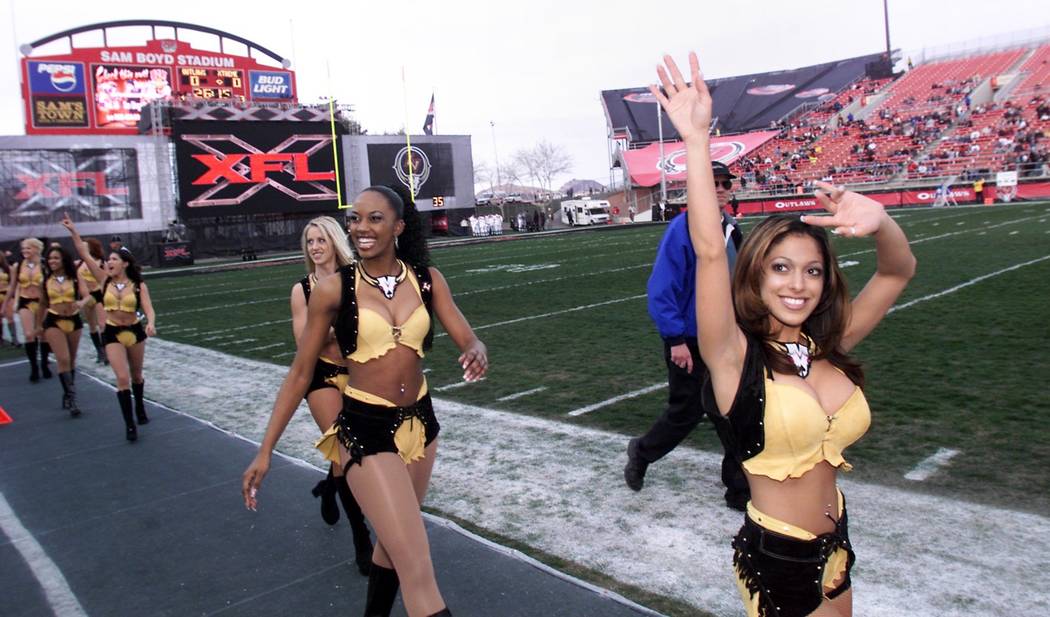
[560,199,611,226]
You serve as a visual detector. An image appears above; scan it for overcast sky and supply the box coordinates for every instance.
[3,0,1049,188]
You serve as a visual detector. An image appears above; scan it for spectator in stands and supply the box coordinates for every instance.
[625,160,748,512]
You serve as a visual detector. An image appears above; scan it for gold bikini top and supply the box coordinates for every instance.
[742,374,871,481]
[46,275,76,305]
[103,281,139,313]
[347,269,430,364]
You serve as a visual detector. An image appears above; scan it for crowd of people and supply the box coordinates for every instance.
[2,221,157,441]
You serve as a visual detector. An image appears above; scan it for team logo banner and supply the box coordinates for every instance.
[172,120,345,218]
[26,61,90,128]
[366,143,454,200]
[0,149,142,225]
[248,70,295,100]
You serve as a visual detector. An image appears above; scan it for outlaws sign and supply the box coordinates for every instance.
[173,120,344,218]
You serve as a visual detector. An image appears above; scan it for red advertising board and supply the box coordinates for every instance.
[735,181,1050,216]
[21,39,297,135]
[622,131,779,187]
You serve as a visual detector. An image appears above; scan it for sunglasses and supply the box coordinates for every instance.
[716,179,733,190]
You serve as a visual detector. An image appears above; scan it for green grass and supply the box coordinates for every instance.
[147,203,1050,516]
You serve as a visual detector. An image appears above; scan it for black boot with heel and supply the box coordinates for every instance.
[336,476,373,576]
[25,341,39,382]
[132,381,149,424]
[311,465,341,525]
[59,372,81,417]
[362,564,399,617]
[117,390,136,441]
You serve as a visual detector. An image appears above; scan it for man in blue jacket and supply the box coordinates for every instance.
[625,161,749,511]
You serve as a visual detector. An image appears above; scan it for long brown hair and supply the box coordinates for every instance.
[732,215,864,387]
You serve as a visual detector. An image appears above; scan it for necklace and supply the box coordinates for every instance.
[55,275,66,284]
[770,333,815,378]
[114,281,128,292]
[359,259,407,300]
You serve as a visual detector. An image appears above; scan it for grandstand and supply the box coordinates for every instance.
[604,37,1050,214]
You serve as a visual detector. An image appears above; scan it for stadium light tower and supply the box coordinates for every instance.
[490,120,502,191]
[883,0,892,62]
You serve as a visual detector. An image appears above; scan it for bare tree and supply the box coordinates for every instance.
[532,140,573,195]
[473,160,493,193]
[513,148,541,197]
[499,160,523,191]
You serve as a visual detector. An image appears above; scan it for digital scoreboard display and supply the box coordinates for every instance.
[177,67,246,99]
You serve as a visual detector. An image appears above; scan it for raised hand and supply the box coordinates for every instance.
[648,52,712,142]
[802,181,889,238]
[61,214,78,236]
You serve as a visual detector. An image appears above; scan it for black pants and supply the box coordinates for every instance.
[635,340,748,502]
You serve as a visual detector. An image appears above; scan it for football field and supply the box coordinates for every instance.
[145,202,1050,516]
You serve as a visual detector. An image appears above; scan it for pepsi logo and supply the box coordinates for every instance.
[35,63,79,92]
[747,84,795,96]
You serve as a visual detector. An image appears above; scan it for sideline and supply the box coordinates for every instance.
[0,492,88,617]
[70,338,1050,616]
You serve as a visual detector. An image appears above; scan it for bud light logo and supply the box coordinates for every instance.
[249,70,294,99]
[28,61,85,95]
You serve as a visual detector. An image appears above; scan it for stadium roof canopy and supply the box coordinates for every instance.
[602,51,887,142]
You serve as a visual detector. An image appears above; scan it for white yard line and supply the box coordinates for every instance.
[0,359,27,368]
[839,213,1043,259]
[567,383,666,417]
[433,379,483,392]
[71,338,1050,617]
[889,255,1050,314]
[904,448,961,481]
[456,263,651,297]
[158,283,282,303]
[443,246,653,280]
[158,296,284,317]
[241,342,286,353]
[215,338,256,347]
[0,492,88,617]
[438,294,646,337]
[497,386,548,402]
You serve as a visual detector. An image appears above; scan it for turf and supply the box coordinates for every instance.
[145,202,1050,515]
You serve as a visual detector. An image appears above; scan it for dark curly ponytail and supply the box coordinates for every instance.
[363,184,431,269]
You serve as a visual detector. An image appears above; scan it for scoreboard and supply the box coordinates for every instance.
[178,67,246,100]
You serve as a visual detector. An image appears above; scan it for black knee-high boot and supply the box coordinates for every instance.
[335,476,373,576]
[59,372,81,417]
[117,390,136,442]
[132,381,149,424]
[25,341,40,382]
[89,331,105,363]
[363,564,400,617]
[39,342,52,379]
[311,465,340,526]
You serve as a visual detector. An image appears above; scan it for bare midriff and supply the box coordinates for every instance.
[747,462,843,535]
[346,344,425,407]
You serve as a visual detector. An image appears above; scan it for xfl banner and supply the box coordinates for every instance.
[0,149,142,225]
[366,143,454,201]
[173,120,345,218]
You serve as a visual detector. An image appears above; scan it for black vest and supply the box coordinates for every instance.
[701,334,768,464]
[333,262,435,358]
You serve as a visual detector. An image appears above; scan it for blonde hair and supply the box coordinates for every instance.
[301,216,354,273]
[21,238,44,254]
